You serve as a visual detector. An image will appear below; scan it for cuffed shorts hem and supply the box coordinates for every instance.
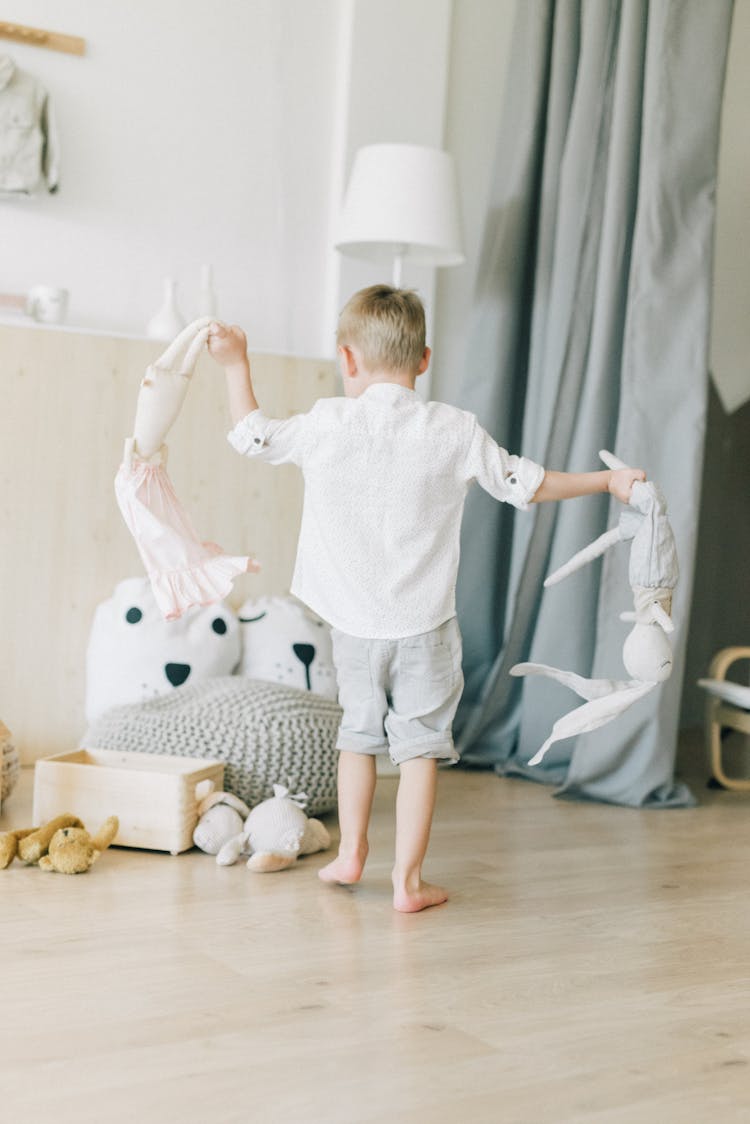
[336,735,389,755]
[393,740,460,766]
[336,735,460,767]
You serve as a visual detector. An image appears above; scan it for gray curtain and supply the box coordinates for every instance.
[440,0,733,805]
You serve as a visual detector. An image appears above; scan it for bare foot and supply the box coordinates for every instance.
[318,849,367,885]
[392,880,448,913]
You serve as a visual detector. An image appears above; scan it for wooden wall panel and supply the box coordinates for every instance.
[0,324,336,760]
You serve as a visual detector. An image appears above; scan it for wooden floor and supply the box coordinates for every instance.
[2,738,750,1124]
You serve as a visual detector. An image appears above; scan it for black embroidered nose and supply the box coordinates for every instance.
[165,663,191,687]
[292,644,315,690]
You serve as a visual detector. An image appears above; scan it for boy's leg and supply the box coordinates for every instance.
[392,756,447,913]
[385,618,463,911]
[318,750,377,884]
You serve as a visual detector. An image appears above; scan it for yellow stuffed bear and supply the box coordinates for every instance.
[0,813,119,873]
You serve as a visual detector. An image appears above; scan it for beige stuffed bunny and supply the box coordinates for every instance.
[0,814,119,873]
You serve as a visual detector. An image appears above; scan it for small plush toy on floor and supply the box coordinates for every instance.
[215,784,330,872]
[0,813,119,873]
[192,783,251,854]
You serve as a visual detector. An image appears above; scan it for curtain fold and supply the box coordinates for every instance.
[445,0,733,806]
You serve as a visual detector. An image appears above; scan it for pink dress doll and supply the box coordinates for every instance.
[115,319,258,620]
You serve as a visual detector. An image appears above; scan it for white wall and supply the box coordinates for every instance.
[3,0,742,382]
[0,0,341,355]
[0,0,492,362]
[0,1,519,362]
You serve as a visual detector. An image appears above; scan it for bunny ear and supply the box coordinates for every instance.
[197,791,251,818]
[544,526,624,587]
[154,317,214,373]
[181,322,212,373]
[599,449,629,471]
[128,320,213,460]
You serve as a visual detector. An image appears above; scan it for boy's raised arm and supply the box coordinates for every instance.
[532,467,646,505]
[208,323,259,425]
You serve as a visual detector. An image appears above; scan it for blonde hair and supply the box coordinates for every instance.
[336,285,426,373]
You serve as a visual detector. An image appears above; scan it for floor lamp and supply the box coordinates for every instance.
[335,143,464,287]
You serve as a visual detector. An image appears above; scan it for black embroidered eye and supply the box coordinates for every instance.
[212,617,228,635]
[125,607,143,624]
[238,611,268,624]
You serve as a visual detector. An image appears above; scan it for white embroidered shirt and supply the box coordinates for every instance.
[228,383,545,639]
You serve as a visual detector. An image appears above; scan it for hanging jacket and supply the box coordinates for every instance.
[0,54,59,195]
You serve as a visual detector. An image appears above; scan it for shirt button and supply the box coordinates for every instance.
[253,437,262,445]
[509,475,518,485]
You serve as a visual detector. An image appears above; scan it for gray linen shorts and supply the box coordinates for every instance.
[330,616,463,766]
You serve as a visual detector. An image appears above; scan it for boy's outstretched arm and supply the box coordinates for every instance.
[208,323,258,425]
[532,467,646,505]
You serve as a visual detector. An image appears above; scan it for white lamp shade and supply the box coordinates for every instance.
[335,143,464,269]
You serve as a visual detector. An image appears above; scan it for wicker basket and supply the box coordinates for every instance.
[33,748,224,854]
[1,721,20,812]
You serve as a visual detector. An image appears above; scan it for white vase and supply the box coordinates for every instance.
[146,278,185,340]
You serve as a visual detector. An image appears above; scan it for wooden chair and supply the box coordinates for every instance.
[699,647,750,791]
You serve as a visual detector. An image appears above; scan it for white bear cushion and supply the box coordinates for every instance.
[237,595,337,700]
[85,576,241,723]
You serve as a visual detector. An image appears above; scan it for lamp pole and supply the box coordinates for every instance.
[392,245,408,288]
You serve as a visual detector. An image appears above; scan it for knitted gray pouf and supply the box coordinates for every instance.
[83,677,342,816]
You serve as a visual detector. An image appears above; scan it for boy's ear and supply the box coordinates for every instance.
[338,345,358,379]
[417,346,431,376]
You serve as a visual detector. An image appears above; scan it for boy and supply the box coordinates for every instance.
[209,286,644,913]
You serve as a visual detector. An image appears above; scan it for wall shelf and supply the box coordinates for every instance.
[0,20,86,56]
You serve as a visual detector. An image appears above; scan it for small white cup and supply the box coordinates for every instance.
[26,285,69,324]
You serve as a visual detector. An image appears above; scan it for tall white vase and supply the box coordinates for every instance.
[146,278,186,340]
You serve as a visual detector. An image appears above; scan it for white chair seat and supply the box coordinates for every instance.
[699,648,750,791]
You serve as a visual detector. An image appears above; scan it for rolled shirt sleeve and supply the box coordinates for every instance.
[465,421,545,510]
[227,409,311,467]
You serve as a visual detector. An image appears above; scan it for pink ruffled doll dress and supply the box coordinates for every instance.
[115,319,258,620]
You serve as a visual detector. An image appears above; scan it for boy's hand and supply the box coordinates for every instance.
[208,323,248,367]
[608,467,646,504]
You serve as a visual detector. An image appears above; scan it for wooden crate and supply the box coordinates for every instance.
[33,749,224,855]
